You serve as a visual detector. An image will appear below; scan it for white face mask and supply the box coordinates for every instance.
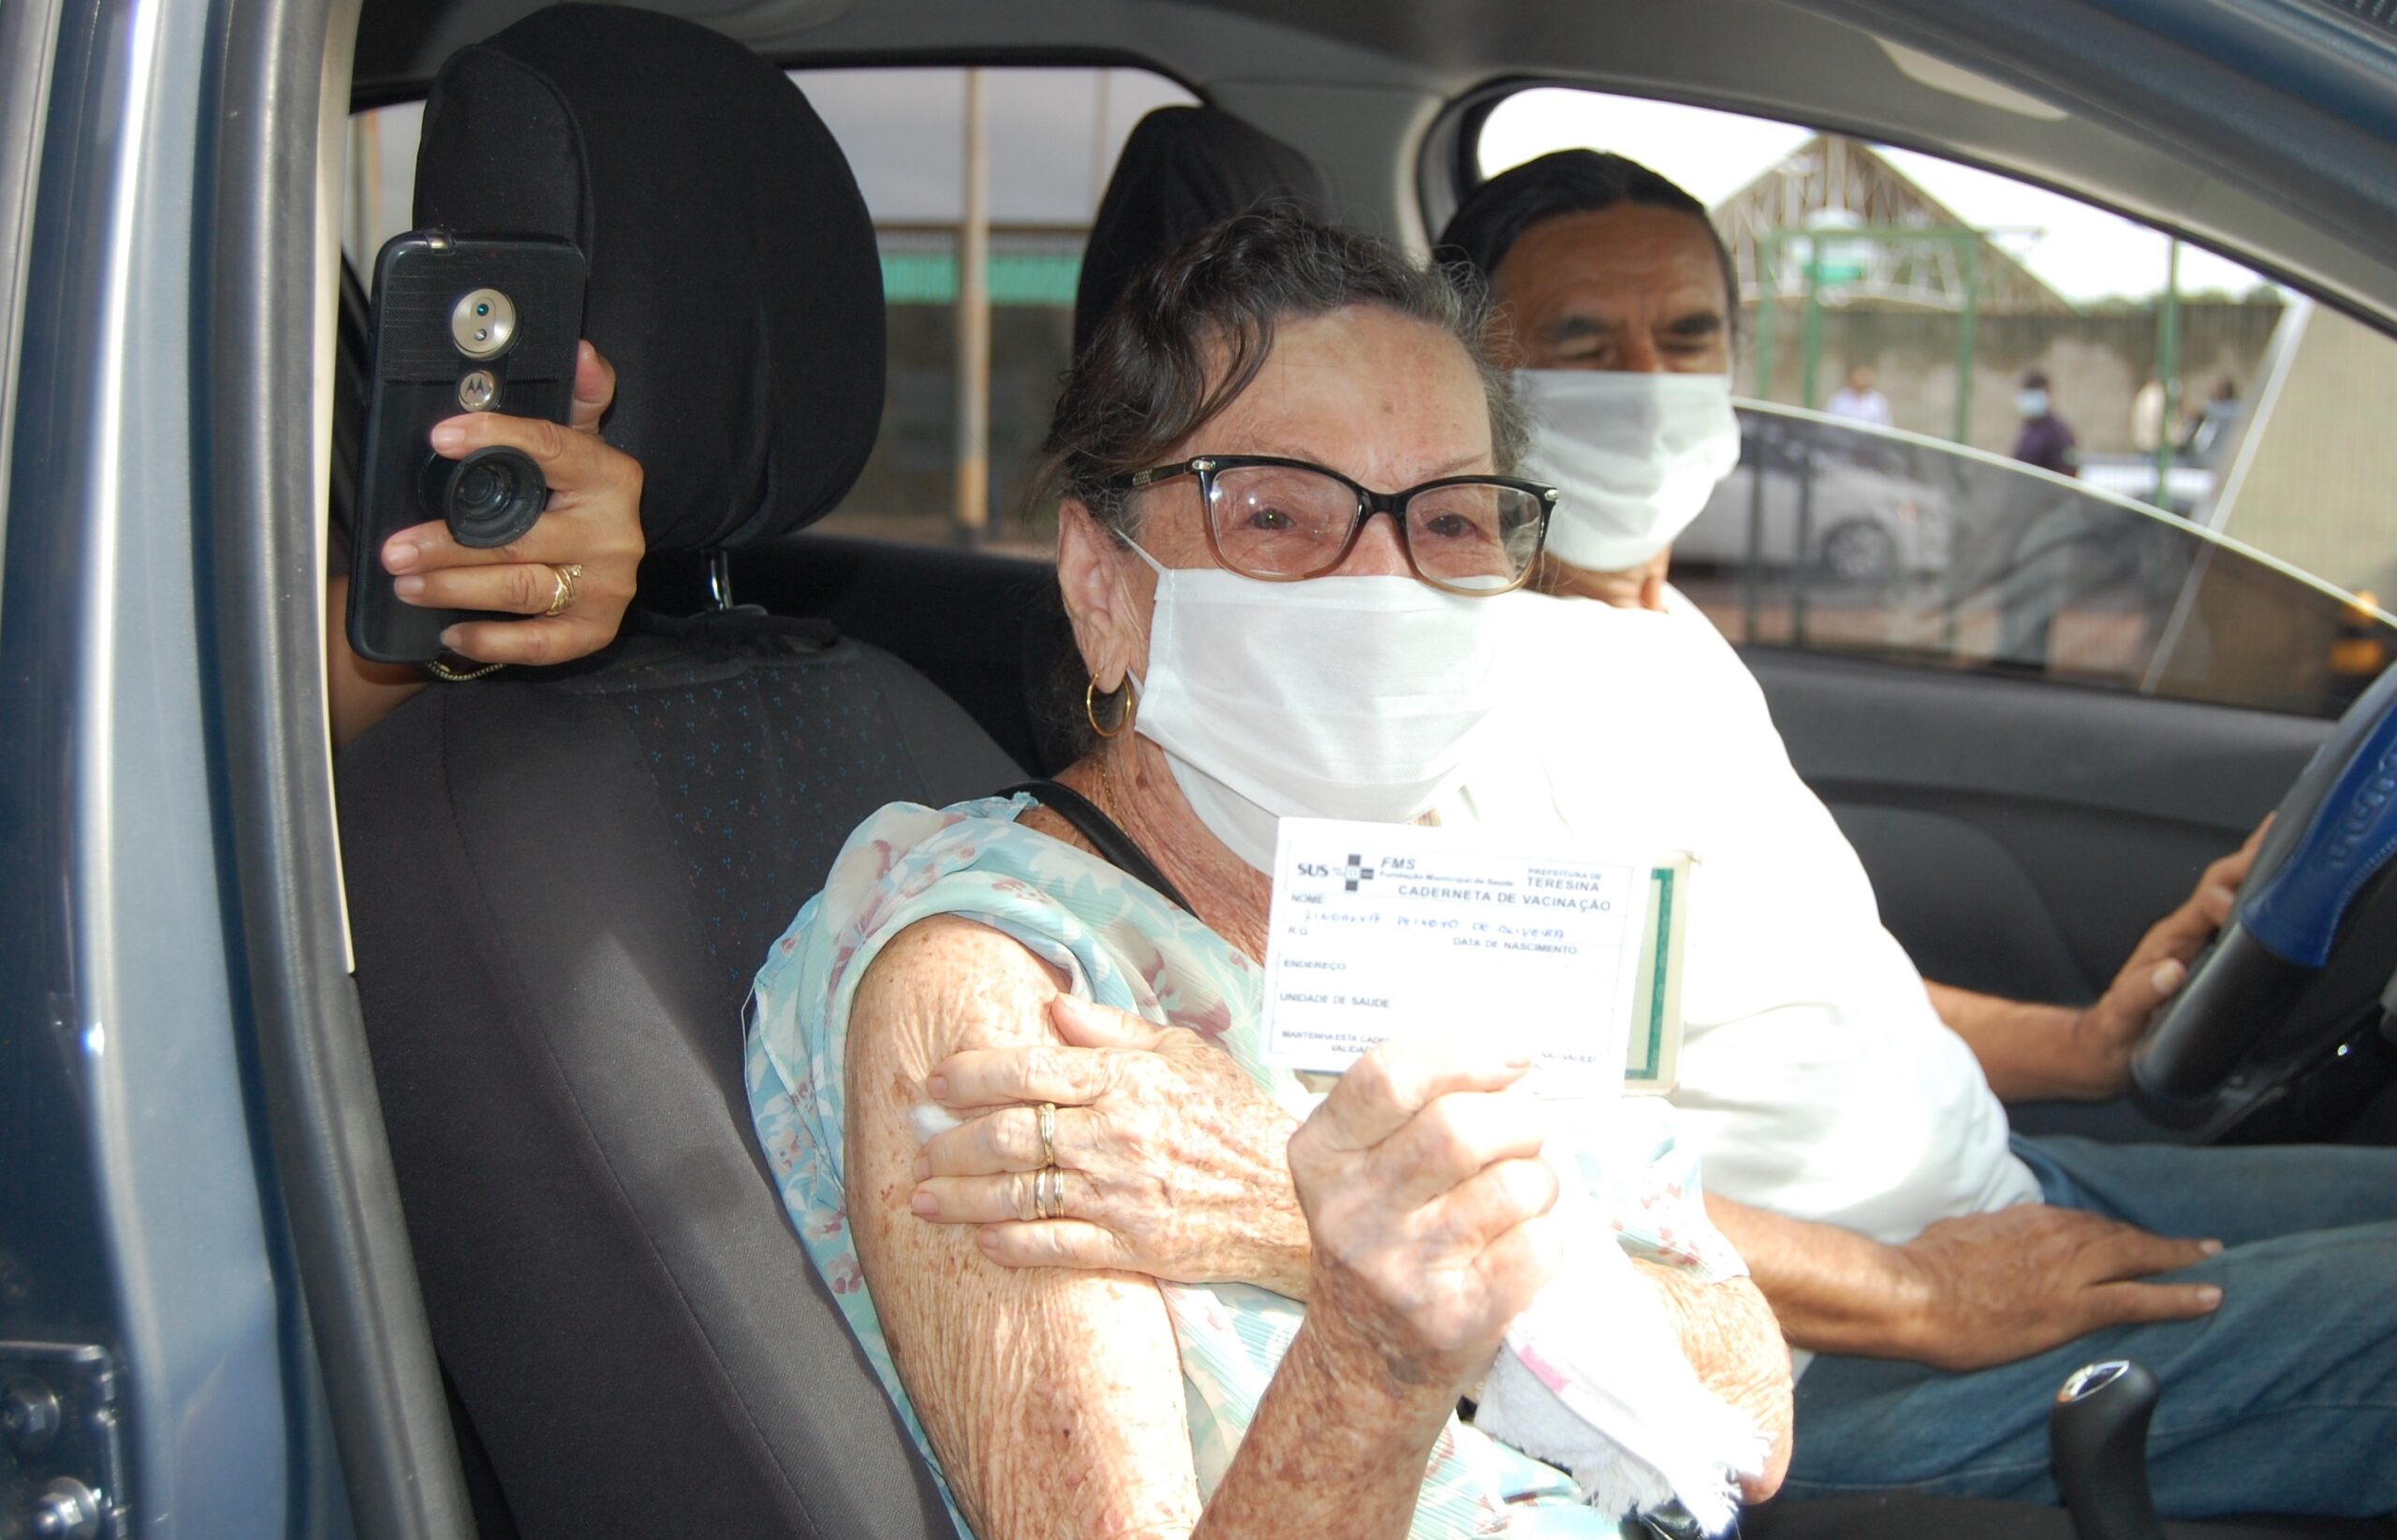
[2016,388,2051,418]
[1119,540,1526,869]
[1513,369,1743,572]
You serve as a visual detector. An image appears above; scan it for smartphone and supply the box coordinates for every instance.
[347,230,588,664]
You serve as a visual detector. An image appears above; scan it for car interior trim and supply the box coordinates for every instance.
[202,0,473,1531]
[2088,0,2397,142]
[0,0,65,614]
[1801,0,2397,317]
[1428,68,2388,363]
[1871,39,2070,121]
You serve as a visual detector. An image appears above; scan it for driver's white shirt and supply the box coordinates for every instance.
[1443,589,2039,1247]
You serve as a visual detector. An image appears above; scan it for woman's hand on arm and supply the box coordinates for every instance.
[847,918,1208,1539]
[919,1009,1793,1497]
[913,995,1315,1298]
[849,922,1555,1539]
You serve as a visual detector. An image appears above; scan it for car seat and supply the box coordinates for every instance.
[336,9,1012,1536]
[1070,103,1329,358]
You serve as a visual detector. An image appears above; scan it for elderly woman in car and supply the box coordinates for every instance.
[746,210,1789,1540]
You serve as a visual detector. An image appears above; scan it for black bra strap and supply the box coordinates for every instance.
[1000,779,1197,917]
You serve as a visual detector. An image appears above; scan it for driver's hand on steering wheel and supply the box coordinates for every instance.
[2067,816,2273,1097]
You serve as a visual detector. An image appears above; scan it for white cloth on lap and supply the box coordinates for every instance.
[1475,1101,1767,1533]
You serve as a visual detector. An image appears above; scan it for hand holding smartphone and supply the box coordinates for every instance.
[348,230,588,663]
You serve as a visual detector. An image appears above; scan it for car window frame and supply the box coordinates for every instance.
[214,0,480,1532]
[1423,75,2352,364]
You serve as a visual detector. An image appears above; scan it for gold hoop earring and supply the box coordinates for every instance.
[1085,677,1133,740]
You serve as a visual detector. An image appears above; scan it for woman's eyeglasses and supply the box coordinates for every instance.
[1111,455,1556,596]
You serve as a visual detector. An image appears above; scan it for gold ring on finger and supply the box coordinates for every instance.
[1035,1101,1057,1170]
[543,562,585,617]
[1037,1166,1066,1221]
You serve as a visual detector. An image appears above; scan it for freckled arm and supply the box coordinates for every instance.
[848,916,1467,1540]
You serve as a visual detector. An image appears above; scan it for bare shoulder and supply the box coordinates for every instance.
[846,913,1067,1235]
[842,914,1202,1537]
[851,913,1071,1075]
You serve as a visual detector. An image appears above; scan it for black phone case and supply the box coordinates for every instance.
[347,232,588,664]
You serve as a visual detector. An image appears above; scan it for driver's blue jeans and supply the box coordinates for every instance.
[1779,1135,2397,1517]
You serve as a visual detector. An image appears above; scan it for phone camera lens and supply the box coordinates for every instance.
[450,287,518,359]
[436,445,548,549]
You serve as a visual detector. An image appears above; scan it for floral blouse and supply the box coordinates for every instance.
[746,795,1740,1538]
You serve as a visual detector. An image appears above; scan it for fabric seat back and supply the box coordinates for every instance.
[338,9,1015,1534]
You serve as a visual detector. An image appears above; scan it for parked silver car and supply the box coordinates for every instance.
[1676,403,1954,583]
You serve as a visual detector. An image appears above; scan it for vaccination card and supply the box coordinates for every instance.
[1260,817,1687,1096]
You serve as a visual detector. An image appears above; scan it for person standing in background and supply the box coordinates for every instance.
[1825,363,1892,426]
[2011,369,2079,477]
[2184,374,2242,461]
[2132,372,2167,456]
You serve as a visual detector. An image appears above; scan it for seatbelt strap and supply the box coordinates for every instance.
[999,779,1197,917]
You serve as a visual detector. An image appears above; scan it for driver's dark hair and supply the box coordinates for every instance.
[1037,205,1527,536]
[1437,149,1740,340]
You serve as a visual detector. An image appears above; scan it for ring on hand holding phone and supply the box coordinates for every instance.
[544,564,585,617]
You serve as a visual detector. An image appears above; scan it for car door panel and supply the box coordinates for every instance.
[1829,801,2097,1004]
[1749,646,2321,993]
[1745,645,2331,1138]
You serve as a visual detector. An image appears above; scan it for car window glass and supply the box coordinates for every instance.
[1475,88,2397,716]
[344,66,1195,554]
[1693,405,2388,715]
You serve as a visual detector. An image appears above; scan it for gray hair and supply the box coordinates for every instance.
[1037,207,1529,535]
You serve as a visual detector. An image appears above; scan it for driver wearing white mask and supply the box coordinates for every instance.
[1508,366,1738,610]
[1448,151,1743,615]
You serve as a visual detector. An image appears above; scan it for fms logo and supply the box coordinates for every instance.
[1295,855,1378,893]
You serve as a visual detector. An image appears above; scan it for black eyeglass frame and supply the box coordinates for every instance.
[1111,454,1559,597]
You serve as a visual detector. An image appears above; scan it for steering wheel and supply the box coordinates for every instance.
[2133,659,2397,1119]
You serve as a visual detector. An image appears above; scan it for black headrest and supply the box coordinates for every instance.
[1071,105,1329,357]
[413,5,884,553]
